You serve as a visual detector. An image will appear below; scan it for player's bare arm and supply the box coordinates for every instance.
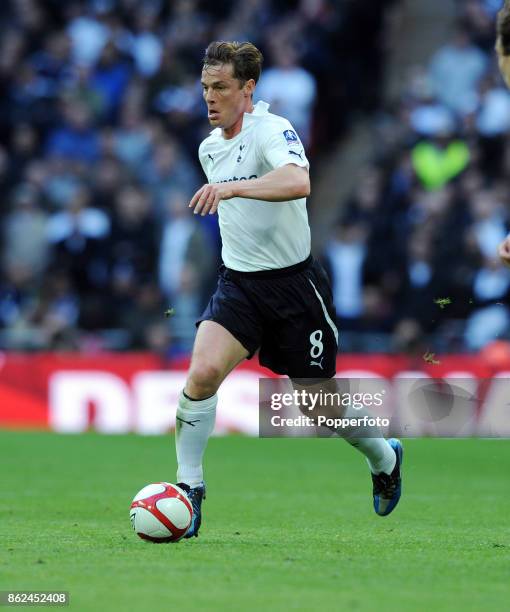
[189,164,310,216]
[496,2,510,265]
[232,163,310,202]
[497,0,510,87]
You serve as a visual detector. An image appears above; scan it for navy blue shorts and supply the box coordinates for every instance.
[196,255,338,379]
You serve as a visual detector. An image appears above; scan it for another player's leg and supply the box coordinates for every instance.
[176,320,249,537]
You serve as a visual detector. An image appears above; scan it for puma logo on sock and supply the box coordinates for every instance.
[176,416,201,427]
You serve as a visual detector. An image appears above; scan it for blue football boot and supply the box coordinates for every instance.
[177,482,206,538]
[372,439,403,516]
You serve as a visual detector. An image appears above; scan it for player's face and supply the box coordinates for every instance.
[201,63,254,132]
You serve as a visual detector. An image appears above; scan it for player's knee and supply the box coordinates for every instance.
[187,360,224,397]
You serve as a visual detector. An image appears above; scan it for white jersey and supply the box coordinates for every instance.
[198,100,311,272]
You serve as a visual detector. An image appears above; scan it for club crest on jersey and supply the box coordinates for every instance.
[236,144,246,163]
[283,129,298,144]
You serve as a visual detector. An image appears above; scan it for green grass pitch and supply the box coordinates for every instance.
[1,432,509,611]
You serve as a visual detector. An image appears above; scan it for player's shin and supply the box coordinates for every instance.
[175,391,217,487]
[340,404,396,476]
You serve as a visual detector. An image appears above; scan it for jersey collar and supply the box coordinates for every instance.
[245,100,270,119]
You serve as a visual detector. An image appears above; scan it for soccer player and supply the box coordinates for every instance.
[175,41,403,537]
[497,1,510,266]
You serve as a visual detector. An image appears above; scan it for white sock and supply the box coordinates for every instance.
[175,390,217,487]
[341,405,396,475]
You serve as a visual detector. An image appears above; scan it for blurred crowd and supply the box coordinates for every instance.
[322,0,510,354]
[0,0,396,353]
[3,0,508,357]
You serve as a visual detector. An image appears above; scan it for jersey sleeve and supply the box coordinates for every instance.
[198,141,212,182]
[257,119,310,170]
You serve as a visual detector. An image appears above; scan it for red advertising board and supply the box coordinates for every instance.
[0,351,509,435]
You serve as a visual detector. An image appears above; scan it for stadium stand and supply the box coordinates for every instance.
[0,0,398,354]
[321,0,510,354]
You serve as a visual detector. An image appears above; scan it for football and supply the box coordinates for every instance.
[130,482,193,543]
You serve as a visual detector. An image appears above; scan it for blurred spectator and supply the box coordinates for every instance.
[31,270,80,350]
[475,75,510,177]
[468,190,508,258]
[322,220,368,330]
[165,0,210,53]
[140,139,199,217]
[411,133,470,191]
[67,3,110,68]
[109,185,157,286]
[46,100,100,163]
[62,65,105,121]
[91,155,125,210]
[8,124,40,185]
[89,42,131,120]
[256,43,317,146]
[395,231,441,332]
[429,26,488,116]
[168,264,204,353]
[113,105,153,170]
[3,184,49,276]
[465,257,510,349]
[120,7,163,77]
[116,281,168,350]
[461,0,500,52]
[31,30,72,97]
[0,262,38,333]
[48,187,110,296]
[159,191,216,307]
[476,78,510,137]
[43,157,84,208]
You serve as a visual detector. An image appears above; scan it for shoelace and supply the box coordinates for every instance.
[372,471,398,497]
[177,483,203,513]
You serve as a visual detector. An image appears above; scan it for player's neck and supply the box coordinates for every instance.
[222,100,254,140]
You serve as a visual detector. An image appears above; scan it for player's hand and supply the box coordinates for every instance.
[498,235,510,267]
[497,0,510,87]
[189,183,235,216]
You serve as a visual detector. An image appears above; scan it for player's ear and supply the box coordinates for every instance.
[244,79,256,98]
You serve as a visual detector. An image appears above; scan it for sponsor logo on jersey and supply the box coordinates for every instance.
[218,174,258,183]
